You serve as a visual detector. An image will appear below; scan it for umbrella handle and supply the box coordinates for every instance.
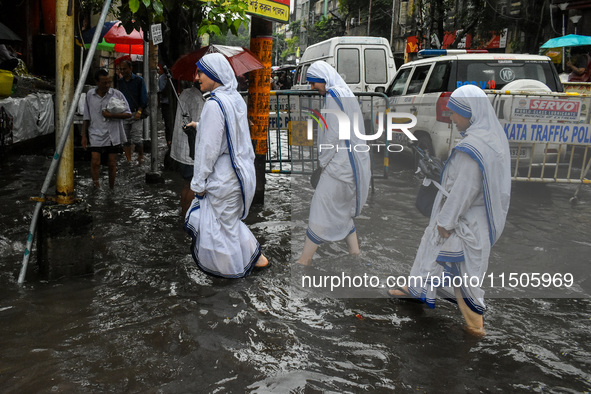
[162,65,189,116]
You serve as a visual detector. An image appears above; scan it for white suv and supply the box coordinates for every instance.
[385,51,563,161]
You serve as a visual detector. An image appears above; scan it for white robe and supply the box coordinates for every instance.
[184,53,260,278]
[305,62,371,244]
[406,85,511,314]
[408,152,489,313]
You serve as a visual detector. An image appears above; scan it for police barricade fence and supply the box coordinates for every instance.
[488,89,591,199]
[266,90,391,179]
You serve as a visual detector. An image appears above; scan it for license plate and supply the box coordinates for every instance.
[391,132,407,144]
[510,147,528,158]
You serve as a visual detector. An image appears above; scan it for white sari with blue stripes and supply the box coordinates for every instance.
[184,53,260,278]
[407,85,511,314]
[305,62,371,244]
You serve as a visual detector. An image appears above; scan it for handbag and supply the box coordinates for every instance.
[183,124,197,160]
[412,144,445,217]
[415,182,439,217]
[310,166,323,188]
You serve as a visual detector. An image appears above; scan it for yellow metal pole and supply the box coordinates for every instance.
[55,0,75,204]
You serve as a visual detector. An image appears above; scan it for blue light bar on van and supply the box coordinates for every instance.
[418,49,489,58]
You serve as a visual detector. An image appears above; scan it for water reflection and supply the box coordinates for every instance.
[0,147,590,392]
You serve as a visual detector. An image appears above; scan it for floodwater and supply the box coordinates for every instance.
[1,137,590,393]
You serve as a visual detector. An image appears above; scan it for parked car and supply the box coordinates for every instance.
[385,50,565,164]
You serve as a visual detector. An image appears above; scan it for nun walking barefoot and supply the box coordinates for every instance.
[184,53,269,278]
[388,85,511,335]
[296,61,371,266]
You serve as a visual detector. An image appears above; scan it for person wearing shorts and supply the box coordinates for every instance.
[81,69,131,189]
[117,59,148,164]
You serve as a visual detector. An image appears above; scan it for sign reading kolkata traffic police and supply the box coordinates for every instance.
[247,0,290,23]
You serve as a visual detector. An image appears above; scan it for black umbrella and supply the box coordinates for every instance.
[0,22,21,42]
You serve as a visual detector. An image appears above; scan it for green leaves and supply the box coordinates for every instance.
[129,0,140,13]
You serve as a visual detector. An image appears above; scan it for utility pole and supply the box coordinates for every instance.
[55,0,75,205]
[248,18,273,204]
[390,0,397,48]
[368,0,373,36]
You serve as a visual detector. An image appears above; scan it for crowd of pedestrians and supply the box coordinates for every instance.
[80,52,512,335]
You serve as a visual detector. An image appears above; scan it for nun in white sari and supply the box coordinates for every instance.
[297,61,372,265]
[184,53,268,278]
[389,85,511,334]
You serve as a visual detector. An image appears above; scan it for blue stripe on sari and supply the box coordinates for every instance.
[328,89,362,216]
[210,95,248,220]
[453,144,496,245]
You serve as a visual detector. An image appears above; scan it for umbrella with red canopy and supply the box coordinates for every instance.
[170,45,264,81]
[80,20,143,54]
[104,22,144,45]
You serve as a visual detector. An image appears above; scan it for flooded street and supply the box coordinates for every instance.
[1,139,590,392]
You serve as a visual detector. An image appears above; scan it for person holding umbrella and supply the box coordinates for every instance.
[183,53,269,278]
[567,49,591,82]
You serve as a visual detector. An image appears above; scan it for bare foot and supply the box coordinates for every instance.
[255,254,269,268]
[387,286,410,297]
[464,325,486,337]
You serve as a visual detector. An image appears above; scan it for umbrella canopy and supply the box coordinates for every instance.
[81,38,143,55]
[80,21,118,45]
[104,22,144,45]
[541,34,591,49]
[0,22,21,42]
[170,45,264,81]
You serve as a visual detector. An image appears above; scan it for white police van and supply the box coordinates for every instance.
[385,49,565,164]
[293,36,397,93]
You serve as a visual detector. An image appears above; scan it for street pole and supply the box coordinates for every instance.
[390,0,396,48]
[55,0,75,205]
[368,0,373,36]
[249,17,273,204]
[558,2,569,72]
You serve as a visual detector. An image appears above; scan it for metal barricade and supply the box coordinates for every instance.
[266,90,390,178]
[489,90,591,197]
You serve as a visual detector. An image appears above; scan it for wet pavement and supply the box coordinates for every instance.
[0,137,590,392]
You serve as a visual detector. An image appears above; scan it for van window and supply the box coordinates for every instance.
[387,68,412,96]
[406,65,431,94]
[337,48,360,84]
[365,48,387,84]
[425,61,451,93]
[457,60,559,91]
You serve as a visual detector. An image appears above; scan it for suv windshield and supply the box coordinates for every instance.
[456,60,560,91]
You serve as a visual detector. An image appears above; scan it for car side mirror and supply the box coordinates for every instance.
[375,87,385,93]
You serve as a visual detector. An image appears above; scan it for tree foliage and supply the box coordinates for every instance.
[80,0,250,64]
[307,16,345,46]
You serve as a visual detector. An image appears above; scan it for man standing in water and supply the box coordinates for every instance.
[117,59,148,165]
[81,69,131,189]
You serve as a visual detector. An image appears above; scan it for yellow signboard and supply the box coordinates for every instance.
[247,0,290,23]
